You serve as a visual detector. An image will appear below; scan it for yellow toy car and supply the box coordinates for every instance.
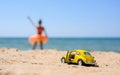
[61,49,97,66]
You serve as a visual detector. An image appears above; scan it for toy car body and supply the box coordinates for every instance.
[61,49,97,66]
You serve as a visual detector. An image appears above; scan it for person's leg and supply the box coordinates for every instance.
[33,42,37,49]
[40,41,43,50]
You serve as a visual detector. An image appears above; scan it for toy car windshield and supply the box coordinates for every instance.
[84,52,91,56]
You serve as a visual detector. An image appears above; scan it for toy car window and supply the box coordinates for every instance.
[71,52,76,55]
[76,52,80,55]
[84,52,91,56]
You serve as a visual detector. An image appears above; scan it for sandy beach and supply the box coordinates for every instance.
[0,48,120,75]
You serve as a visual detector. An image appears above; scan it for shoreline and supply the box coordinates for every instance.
[0,48,120,75]
[1,47,120,53]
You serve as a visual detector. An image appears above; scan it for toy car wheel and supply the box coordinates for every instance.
[61,58,66,63]
[77,60,82,66]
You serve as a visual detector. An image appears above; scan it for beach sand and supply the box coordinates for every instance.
[0,48,120,75]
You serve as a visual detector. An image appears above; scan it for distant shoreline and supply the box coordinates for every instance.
[0,37,120,39]
[0,47,120,53]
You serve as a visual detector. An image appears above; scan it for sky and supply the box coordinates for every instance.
[0,0,120,37]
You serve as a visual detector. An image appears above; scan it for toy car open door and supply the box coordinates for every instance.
[65,50,70,63]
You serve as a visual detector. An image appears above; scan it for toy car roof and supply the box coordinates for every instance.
[71,49,88,53]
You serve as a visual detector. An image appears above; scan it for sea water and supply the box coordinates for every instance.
[0,37,120,52]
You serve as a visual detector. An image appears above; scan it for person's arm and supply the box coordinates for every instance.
[27,16,37,28]
[44,28,48,37]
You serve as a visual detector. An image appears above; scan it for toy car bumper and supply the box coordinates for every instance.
[85,61,97,65]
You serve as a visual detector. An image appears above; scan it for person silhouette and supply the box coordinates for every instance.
[28,17,48,50]
[32,19,48,49]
